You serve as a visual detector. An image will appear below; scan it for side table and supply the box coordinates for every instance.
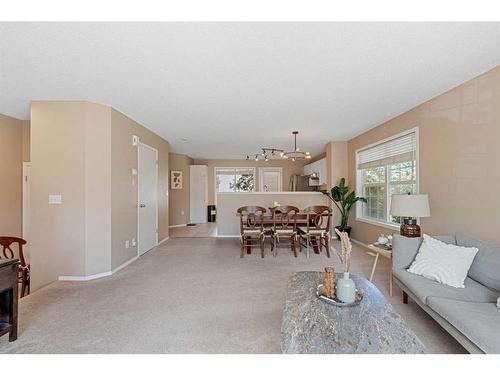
[367,244,393,296]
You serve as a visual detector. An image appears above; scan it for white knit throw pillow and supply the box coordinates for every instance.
[407,234,479,288]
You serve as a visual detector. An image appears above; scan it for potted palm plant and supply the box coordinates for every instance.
[322,178,366,239]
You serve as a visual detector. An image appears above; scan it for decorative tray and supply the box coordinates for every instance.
[316,284,363,307]
[373,242,392,250]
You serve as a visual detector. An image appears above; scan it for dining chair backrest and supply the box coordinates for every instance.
[303,205,332,232]
[236,206,267,233]
[272,205,299,231]
[0,236,28,268]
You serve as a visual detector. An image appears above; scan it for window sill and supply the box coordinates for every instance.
[355,217,400,231]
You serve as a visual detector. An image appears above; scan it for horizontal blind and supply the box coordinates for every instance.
[358,132,416,169]
[216,168,255,176]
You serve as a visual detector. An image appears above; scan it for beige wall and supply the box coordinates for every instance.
[168,153,193,226]
[325,141,348,190]
[0,114,23,237]
[347,65,500,245]
[110,109,170,269]
[193,158,308,206]
[22,120,30,162]
[30,102,169,289]
[30,102,91,289]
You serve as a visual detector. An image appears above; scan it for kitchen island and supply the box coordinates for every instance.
[216,192,329,236]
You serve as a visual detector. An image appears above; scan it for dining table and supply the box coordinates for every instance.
[239,210,332,255]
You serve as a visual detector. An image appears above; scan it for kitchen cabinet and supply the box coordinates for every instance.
[303,158,327,185]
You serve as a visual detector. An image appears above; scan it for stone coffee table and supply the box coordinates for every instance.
[281,272,425,354]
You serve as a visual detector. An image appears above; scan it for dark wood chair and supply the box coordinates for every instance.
[298,206,332,258]
[0,237,30,297]
[237,206,267,258]
[270,205,299,257]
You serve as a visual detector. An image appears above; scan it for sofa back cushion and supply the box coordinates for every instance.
[456,234,500,292]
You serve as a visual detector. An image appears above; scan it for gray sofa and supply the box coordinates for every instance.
[392,234,500,354]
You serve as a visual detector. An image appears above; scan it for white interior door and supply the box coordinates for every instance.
[190,165,208,224]
[138,143,158,255]
[259,167,282,192]
[22,162,31,260]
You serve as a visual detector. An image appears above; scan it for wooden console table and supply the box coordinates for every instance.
[0,259,19,342]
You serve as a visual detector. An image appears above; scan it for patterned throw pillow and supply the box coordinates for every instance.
[407,234,479,288]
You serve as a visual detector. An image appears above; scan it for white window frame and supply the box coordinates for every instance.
[258,167,283,192]
[214,167,256,194]
[355,127,420,230]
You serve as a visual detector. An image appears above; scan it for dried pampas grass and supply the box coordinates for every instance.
[335,228,352,273]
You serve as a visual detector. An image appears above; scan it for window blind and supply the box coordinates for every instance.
[216,168,255,176]
[357,131,416,169]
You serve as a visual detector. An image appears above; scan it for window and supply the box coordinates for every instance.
[215,167,255,193]
[356,129,418,227]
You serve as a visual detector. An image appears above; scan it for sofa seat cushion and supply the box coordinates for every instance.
[427,297,500,353]
[456,234,500,292]
[394,269,499,304]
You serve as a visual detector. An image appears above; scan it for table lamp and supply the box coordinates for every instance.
[390,194,430,237]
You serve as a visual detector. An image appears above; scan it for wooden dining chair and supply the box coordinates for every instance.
[0,236,30,297]
[298,205,332,258]
[270,205,299,257]
[236,206,267,258]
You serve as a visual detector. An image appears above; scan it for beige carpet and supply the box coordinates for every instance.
[0,238,466,353]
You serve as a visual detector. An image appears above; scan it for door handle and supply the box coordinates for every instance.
[140,204,146,208]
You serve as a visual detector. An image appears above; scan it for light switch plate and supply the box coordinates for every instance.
[48,194,62,204]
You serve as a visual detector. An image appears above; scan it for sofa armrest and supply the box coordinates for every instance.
[392,234,423,271]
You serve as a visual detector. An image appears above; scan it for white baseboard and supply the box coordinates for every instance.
[59,271,112,281]
[350,238,369,248]
[216,235,240,238]
[112,255,139,274]
[59,255,140,282]
[169,224,187,228]
[158,236,169,245]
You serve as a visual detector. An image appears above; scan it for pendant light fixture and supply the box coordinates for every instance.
[245,131,311,161]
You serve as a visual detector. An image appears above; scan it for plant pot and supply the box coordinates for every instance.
[335,226,351,240]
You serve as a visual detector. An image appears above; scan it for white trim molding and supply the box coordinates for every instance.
[58,271,112,282]
[59,255,140,282]
[169,224,187,228]
[158,236,170,245]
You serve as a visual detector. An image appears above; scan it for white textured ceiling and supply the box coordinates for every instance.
[1,22,500,159]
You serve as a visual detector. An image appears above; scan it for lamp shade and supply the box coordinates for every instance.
[390,194,430,218]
